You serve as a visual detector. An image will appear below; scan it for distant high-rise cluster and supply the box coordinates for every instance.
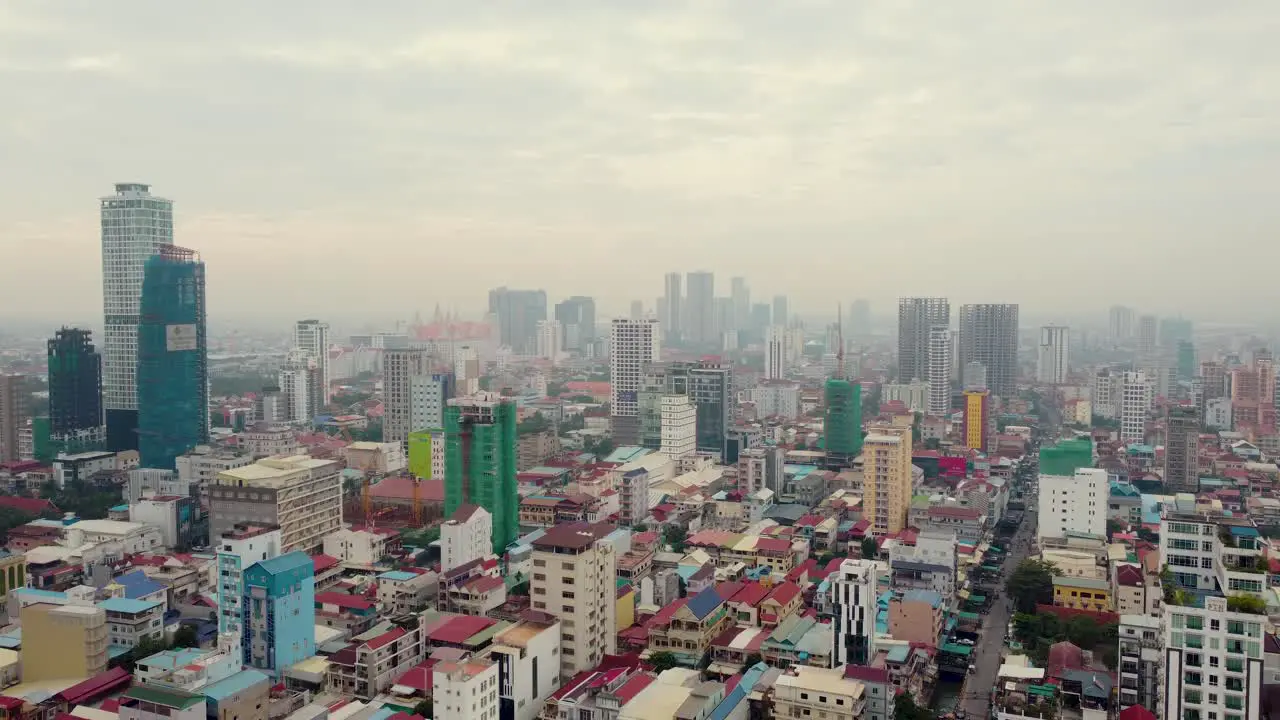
[896,297,949,384]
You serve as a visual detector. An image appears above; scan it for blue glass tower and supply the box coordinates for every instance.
[136,245,208,468]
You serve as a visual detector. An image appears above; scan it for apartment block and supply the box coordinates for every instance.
[529,523,618,679]
[210,455,342,553]
[861,424,913,535]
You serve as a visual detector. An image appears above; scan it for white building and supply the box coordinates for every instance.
[128,496,190,549]
[294,320,331,404]
[1037,325,1070,384]
[343,441,407,474]
[52,450,119,489]
[609,318,661,446]
[1037,468,1107,540]
[1162,595,1263,720]
[215,524,282,645]
[752,379,801,420]
[433,658,500,720]
[830,559,879,666]
[765,325,789,380]
[322,527,397,567]
[489,617,562,720]
[884,381,930,413]
[453,345,481,396]
[774,666,867,720]
[209,455,343,553]
[277,350,314,423]
[441,504,493,573]
[530,523,617,679]
[536,320,562,364]
[101,183,173,443]
[1206,397,1233,430]
[927,325,950,416]
[239,424,299,459]
[384,349,451,447]
[1093,369,1118,420]
[658,395,696,458]
[176,447,252,486]
[1120,371,1152,443]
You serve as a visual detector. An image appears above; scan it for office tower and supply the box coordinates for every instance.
[529,523,617,678]
[663,272,683,344]
[1119,371,1151,443]
[241,551,315,678]
[609,318,661,446]
[1177,340,1197,382]
[962,361,988,391]
[1137,314,1158,355]
[771,295,789,328]
[1164,405,1200,492]
[824,378,862,470]
[0,375,26,462]
[639,360,732,460]
[1108,305,1134,342]
[861,424,912,535]
[101,183,173,451]
[731,277,750,331]
[849,299,872,337]
[764,325,789,379]
[962,389,990,451]
[1036,468,1107,540]
[896,297,950,383]
[292,320,330,404]
[536,320,562,363]
[488,287,548,354]
[829,559,879,666]
[553,296,596,350]
[210,456,343,552]
[659,395,696,458]
[277,350,313,423]
[713,297,735,343]
[384,349,452,446]
[1159,317,1193,348]
[958,303,1019,398]
[926,325,951,416]
[629,300,644,320]
[136,245,209,469]
[1035,325,1070,385]
[445,393,518,554]
[46,328,105,455]
[685,271,715,345]
[216,524,282,646]
[20,601,107,682]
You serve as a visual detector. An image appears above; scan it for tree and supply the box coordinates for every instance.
[860,537,879,560]
[412,699,433,719]
[649,651,680,672]
[517,412,551,436]
[1228,594,1268,615]
[632,523,648,532]
[1105,519,1124,540]
[0,507,36,543]
[1006,559,1056,614]
[741,653,764,672]
[912,412,922,443]
[894,692,933,720]
[172,624,200,649]
[664,525,688,554]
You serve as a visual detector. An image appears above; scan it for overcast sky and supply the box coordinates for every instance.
[2,2,1278,327]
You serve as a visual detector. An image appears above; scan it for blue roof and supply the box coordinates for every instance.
[253,551,313,576]
[603,446,650,463]
[365,709,398,720]
[139,648,207,670]
[708,662,770,720]
[16,588,66,600]
[201,669,270,702]
[99,597,162,614]
[686,587,723,621]
[901,589,943,608]
[116,569,166,599]
[1109,482,1141,498]
[378,571,418,582]
[107,646,132,659]
[110,504,130,512]
[1230,526,1260,538]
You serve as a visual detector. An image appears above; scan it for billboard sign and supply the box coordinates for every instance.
[166,324,198,351]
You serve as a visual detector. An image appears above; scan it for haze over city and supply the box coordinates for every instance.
[3,2,1280,327]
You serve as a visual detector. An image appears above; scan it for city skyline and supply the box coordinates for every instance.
[3,3,1280,324]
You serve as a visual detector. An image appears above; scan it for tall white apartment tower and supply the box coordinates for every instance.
[1120,371,1152,443]
[1037,325,1070,384]
[609,318,661,446]
[658,395,696,458]
[830,559,879,666]
[536,320,562,364]
[663,272,683,344]
[927,325,951,416]
[1037,468,1107,540]
[384,349,451,446]
[293,320,331,404]
[765,325,789,380]
[277,350,313,423]
[453,345,481,395]
[530,523,618,680]
[101,183,174,451]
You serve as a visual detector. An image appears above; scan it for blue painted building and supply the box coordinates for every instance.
[241,551,314,678]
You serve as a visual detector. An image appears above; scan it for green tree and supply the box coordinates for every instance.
[1105,519,1124,540]
[172,624,200,649]
[517,412,551,436]
[664,525,688,554]
[0,507,36,543]
[893,692,933,720]
[741,653,764,672]
[412,699,433,719]
[1228,594,1267,614]
[861,537,879,560]
[1006,559,1056,614]
[649,651,680,672]
[1064,615,1101,649]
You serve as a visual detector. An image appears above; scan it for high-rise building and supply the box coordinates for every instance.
[824,378,862,470]
[384,349,452,447]
[850,299,872,337]
[639,360,732,460]
[662,273,683,344]
[714,297,735,345]
[277,351,313,423]
[136,245,208,469]
[1159,317,1193,348]
[0,375,27,463]
[658,395,696,458]
[553,296,596,351]
[958,303,1019,398]
[1164,405,1200,493]
[748,303,771,342]
[1116,614,1162,716]
[536,320,562,363]
[772,295,789,327]
[1037,468,1107,540]
[1108,305,1134,342]
[927,325,951,416]
[454,345,481,395]
[101,183,174,451]
[444,393,518,555]
[529,522,617,679]
[210,456,342,552]
[829,559,879,666]
[293,320,331,405]
[1137,314,1158,355]
[47,328,105,455]
[488,288,547,354]
[731,277,750,332]
[962,389,990,451]
[896,298,950,383]
[862,424,912,535]
[1177,340,1197,382]
[1120,371,1151,443]
[241,551,315,678]
[1161,595,1263,720]
[962,361,988,391]
[685,271,715,345]
[1037,325,1070,384]
[609,318,661,446]
[216,524,282,646]
[764,325,789,379]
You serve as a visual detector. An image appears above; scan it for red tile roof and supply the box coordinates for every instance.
[763,581,801,608]
[315,592,376,611]
[0,496,58,516]
[754,537,791,553]
[54,667,131,705]
[1115,564,1144,588]
[366,626,408,651]
[727,582,769,608]
[393,659,438,694]
[612,673,654,704]
[428,615,497,645]
[311,554,340,573]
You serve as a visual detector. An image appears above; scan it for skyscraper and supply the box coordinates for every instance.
[958,303,1019,398]
[927,325,951,416]
[609,318,661,446]
[764,325,789,379]
[824,379,862,469]
[685,271,715,345]
[731,277,750,332]
[277,350,314,423]
[772,295,789,327]
[536,320,562,362]
[553,296,596,350]
[1137,314,1158,355]
[136,245,208,469]
[384,349,452,446]
[1119,371,1151,442]
[1036,325,1070,384]
[862,424,913,535]
[1108,305,1134,342]
[0,375,25,463]
[47,328,105,454]
[1164,405,1200,492]
[896,298,950,384]
[293,320,331,405]
[488,288,547,354]
[444,393,518,554]
[662,273,683,344]
[101,183,174,451]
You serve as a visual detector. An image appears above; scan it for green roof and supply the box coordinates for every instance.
[941,643,973,656]
[124,686,205,710]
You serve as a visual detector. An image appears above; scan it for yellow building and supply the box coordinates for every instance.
[962,390,990,451]
[861,424,913,535]
[616,579,635,633]
[0,552,26,600]
[20,602,108,682]
[1052,576,1113,612]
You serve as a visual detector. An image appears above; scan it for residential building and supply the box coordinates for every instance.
[101,183,174,452]
[1117,614,1162,715]
[1110,305,1135,342]
[843,665,896,720]
[609,318,661,446]
[326,618,425,700]
[293,320,331,405]
[378,570,434,615]
[888,589,944,645]
[199,669,271,720]
[209,455,343,553]
[1205,397,1233,431]
[20,600,108,682]
[0,375,25,463]
[1120,371,1152,442]
[276,351,313,423]
[1037,468,1108,540]
[658,394,696,458]
[897,297,949,384]
[1094,368,1119,419]
[433,658,499,720]
[753,379,800,420]
[344,441,407,474]
[1165,405,1200,492]
[647,585,735,666]
[238,423,299,459]
[890,533,957,598]
[685,271,715,346]
[489,287,548,354]
[1037,325,1070,384]
[47,328,106,455]
[384,349,452,447]
[1137,314,1158,355]
[774,666,867,720]
[322,527,398,566]
[862,424,913,535]
[884,380,929,414]
[441,504,493,573]
[453,344,481,395]
[445,393,518,555]
[102,596,165,651]
[529,522,617,678]
[765,325,789,379]
[240,551,315,678]
[1052,576,1112,612]
[119,686,207,720]
[536,320,562,363]
[1159,503,1268,601]
[488,614,562,720]
[958,303,1019,398]
[129,495,197,549]
[554,296,596,351]
[216,524,282,644]
[1113,564,1149,615]
[927,325,951,416]
[825,377,862,470]
[961,389,990,452]
[829,558,879,666]
[639,360,733,460]
[136,245,208,469]
[1162,595,1263,720]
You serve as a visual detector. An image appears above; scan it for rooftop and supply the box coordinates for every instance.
[98,597,162,614]
[200,669,270,702]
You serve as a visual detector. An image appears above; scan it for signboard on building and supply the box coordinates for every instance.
[166,324,198,351]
